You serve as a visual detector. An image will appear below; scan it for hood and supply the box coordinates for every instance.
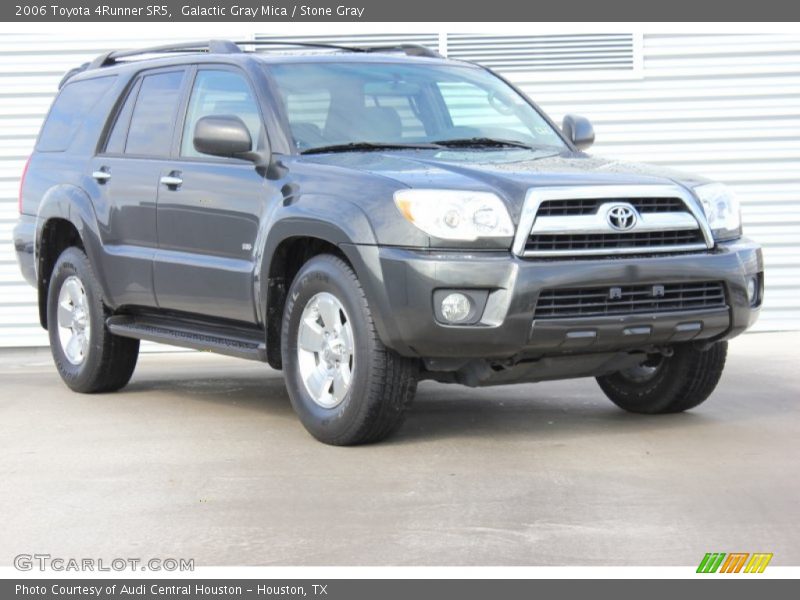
[298,148,710,216]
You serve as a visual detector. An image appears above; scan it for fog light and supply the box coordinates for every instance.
[441,293,471,323]
[746,276,758,305]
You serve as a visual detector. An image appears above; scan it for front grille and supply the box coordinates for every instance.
[514,186,713,259]
[526,229,706,253]
[537,197,687,216]
[534,281,727,320]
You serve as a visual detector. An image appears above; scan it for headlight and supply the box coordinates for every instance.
[693,183,742,241]
[394,189,514,241]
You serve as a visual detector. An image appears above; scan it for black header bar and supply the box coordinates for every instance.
[3,0,800,22]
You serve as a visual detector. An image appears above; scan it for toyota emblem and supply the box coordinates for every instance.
[606,204,638,231]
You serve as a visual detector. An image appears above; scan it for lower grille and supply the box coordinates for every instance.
[534,281,727,320]
[526,229,705,253]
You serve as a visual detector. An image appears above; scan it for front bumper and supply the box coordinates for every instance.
[345,238,763,363]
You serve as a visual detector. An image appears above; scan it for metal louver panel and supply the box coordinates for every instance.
[446,34,638,72]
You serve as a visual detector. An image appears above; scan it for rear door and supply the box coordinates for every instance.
[153,66,274,324]
[91,67,188,308]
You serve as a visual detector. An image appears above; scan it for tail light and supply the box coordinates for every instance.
[18,155,31,214]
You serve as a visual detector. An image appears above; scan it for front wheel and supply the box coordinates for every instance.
[596,341,728,414]
[281,254,418,445]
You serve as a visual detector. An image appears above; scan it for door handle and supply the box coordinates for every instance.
[92,168,111,183]
[160,172,183,189]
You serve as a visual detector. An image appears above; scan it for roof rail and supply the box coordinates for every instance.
[58,63,90,89]
[232,40,365,52]
[219,40,441,57]
[88,39,241,69]
[364,44,442,58]
[240,41,441,58]
[71,39,443,85]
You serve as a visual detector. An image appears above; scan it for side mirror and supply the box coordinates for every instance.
[193,115,254,159]
[562,114,595,151]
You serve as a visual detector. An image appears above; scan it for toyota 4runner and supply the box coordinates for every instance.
[13,40,764,445]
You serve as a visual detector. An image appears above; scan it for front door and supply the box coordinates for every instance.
[153,67,275,324]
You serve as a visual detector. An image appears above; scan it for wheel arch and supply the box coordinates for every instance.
[35,184,108,329]
[258,204,384,370]
[260,225,360,369]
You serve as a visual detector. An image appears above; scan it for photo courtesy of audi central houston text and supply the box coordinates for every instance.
[13,37,767,445]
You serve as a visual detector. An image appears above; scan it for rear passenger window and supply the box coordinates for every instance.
[37,76,116,152]
[125,70,184,156]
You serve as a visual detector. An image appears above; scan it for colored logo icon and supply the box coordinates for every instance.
[697,552,773,573]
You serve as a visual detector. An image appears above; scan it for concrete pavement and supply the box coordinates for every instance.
[1,333,798,566]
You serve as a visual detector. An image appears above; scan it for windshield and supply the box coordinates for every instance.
[265,61,567,153]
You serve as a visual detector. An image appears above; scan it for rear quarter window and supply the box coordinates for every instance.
[37,75,117,152]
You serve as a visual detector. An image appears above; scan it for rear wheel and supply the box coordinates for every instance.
[47,247,139,393]
[596,341,728,414]
[281,254,418,445]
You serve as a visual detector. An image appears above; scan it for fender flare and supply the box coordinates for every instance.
[256,200,410,365]
[256,198,378,311]
[35,184,109,327]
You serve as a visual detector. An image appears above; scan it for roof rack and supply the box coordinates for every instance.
[241,40,441,58]
[363,44,441,58]
[88,39,441,68]
[232,40,366,53]
[88,39,243,69]
[58,40,443,88]
[243,40,441,58]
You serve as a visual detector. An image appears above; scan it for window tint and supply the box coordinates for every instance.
[104,79,140,154]
[437,81,536,138]
[285,90,330,129]
[267,63,565,152]
[365,92,426,139]
[181,70,262,158]
[37,76,116,152]
[280,90,331,150]
[125,70,184,156]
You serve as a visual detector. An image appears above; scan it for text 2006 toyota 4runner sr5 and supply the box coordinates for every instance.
[14,40,763,445]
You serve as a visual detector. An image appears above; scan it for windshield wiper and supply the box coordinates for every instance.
[432,137,534,149]
[301,141,442,154]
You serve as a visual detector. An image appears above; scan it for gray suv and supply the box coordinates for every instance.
[13,40,763,445]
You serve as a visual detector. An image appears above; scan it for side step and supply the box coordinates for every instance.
[106,314,267,361]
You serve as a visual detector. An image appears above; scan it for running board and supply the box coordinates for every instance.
[106,315,267,361]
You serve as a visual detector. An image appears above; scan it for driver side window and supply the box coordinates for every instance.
[181,70,262,158]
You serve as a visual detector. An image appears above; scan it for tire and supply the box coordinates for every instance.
[281,254,418,445]
[47,247,139,393]
[596,341,728,414]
